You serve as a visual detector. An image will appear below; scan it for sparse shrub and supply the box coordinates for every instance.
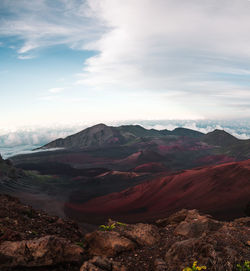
[183,261,207,271]
[99,223,116,231]
[237,261,250,271]
[99,221,127,231]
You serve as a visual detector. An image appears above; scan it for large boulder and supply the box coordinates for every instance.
[0,235,84,268]
[85,231,135,257]
[165,226,249,271]
[117,223,161,246]
[156,209,190,227]
[165,238,219,271]
[154,258,168,271]
[174,209,222,238]
[233,216,250,227]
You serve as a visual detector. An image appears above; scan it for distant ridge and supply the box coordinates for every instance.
[171,127,204,138]
[202,129,239,147]
[39,123,204,150]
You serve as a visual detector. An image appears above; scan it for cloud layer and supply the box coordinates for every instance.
[1,0,250,120]
[1,119,250,159]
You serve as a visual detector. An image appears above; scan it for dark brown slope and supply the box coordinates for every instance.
[65,159,250,223]
[0,194,85,271]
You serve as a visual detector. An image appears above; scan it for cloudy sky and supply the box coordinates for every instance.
[1,0,250,129]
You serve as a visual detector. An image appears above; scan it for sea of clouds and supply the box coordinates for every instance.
[1,119,250,159]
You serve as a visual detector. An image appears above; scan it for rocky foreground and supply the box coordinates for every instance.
[0,195,249,271]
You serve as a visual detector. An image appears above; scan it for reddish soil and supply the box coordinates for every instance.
[134,162,168,173]
[197,154,235,165]
[66,159,250,223]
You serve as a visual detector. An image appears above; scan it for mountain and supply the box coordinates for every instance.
[202,129,250,159]
[11,124,250,175]
[202,129,239,147]
[40,123,125,149]
[171,127,204,138]
[65,159,250,223]
[39,124,167,150]
[39,124,205,150]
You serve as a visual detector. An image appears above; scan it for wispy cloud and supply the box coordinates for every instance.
[48,87,65,93]
[18,54,35,60]
[0,0,104,55]
[1,120,250,156]
[2,0,250,119]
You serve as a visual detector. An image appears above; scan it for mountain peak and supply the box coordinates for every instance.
[90,123,108,129]
[171,127,204,138]
[202,129,238,147]
[206,129,237,139]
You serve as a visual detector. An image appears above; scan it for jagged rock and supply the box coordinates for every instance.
[154,258,167,271]
[0,194,84,243]
[80,256,127,271]
[80,262,104,271]
[233,217,250,227]
[118,223,161,246]
[87,256,112,270]
[85,231,135,257]
[165,225,249,271]
[0,235,84,268]
[166,238,218,270]
[174,209,222,238]
[0,229,23,242]
[156,209,190,227]
[112,261,127,271]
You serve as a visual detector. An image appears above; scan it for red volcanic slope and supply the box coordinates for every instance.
[197,155,235,166]
[66,159,250,222]
[134,162,168,173]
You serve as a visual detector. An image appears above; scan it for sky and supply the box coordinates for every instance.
[1,0,250,130]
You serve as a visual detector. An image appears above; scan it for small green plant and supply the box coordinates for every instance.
[99,221,127,231]
[99,223,116,231]
[183,261,207,271]
[237,261,250,271]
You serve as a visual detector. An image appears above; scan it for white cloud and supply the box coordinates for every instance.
[2,0,250,118]
[18,54,35,60]
[48,87,65,93]
[0,0,104,54]
[75,0,250,117]
[1,120,250,158]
